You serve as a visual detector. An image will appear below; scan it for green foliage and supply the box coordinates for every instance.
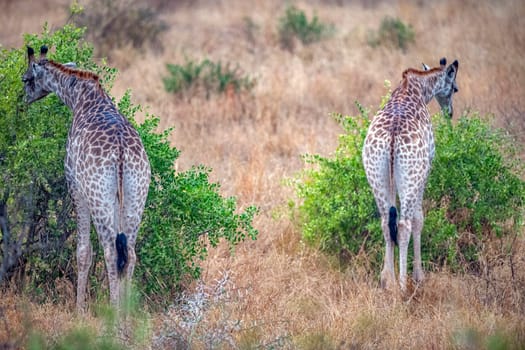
[368,16,415,52]
[291,106,382,267]
[291,100,524,273]
[278,5,332,49]
[0,24,258,307]
[0,24,109,294]
[121,101,259,303]
[425,114,525,271]
[163,59,255,98]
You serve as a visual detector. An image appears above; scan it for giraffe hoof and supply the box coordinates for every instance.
[380,270,395,290]
[413,270,425,284]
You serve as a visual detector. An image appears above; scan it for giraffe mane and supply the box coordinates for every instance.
[47,60,102,85]
[400,67,443,90]
[402,67,442,79]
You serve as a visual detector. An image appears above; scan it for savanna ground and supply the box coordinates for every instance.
[1,0,524,348]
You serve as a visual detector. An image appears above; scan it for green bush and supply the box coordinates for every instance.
[0,24,104,297]
[129,108,259,303]
[368,16,415,52]
[291,105,382,267]
[0,24,258,306]
[163,59,255,98]
[425,114,524,272]
[291,100,524,274]
[278,5,332,49]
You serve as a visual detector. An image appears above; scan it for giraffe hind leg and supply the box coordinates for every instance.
[397,218,411,291]
[74,199,92,313]
[91,195,121,307]
[364,156,397,289]
[374,191,397,289]
[412,206,425,283]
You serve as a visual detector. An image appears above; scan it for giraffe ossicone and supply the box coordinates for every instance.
[23,45,151,312]
[362,57,459,291]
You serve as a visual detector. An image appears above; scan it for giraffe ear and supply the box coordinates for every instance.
[27,46,35,64]
[422,62,430,71]
[446,60,458,78]
[40,45,48,60]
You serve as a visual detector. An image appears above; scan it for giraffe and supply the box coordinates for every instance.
[22,46,151,311]
[362,57,459,290]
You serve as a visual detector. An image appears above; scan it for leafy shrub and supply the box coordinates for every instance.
[71,0,168,57]
[291,105,381,267]
[291,99,524,274]
[0,24,258,306]
[278,5,332,49]
[163,59,255,98]
[0,24,104,295]
[425,114,524,272]
[127,105,259,303]
[368,16,415,52]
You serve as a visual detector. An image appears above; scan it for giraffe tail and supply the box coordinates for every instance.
[115,137,127,278]
[388,206,398,246]
[116,232,128,277]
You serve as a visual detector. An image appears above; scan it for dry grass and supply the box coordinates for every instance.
[1,0,525,348]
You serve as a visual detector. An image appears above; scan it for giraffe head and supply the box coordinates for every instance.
[22,46,53,104]
[422,57,459,118]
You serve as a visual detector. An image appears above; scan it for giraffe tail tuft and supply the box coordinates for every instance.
[388,206,398,246]
[116,233,128,278]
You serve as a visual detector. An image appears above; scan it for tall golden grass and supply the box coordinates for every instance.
[1,0,524,348]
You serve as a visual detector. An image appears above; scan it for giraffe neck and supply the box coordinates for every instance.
[398,68,445,105]
[41,61,108,112]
